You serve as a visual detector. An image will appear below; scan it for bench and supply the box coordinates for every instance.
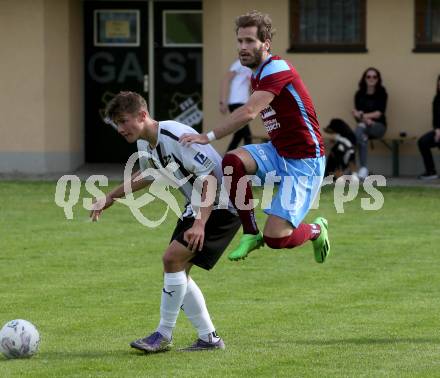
[252,134,417,177]
[371,136,417,177]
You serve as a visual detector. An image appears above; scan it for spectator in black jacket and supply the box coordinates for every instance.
[418,75,440,180]
[352,67,388,179]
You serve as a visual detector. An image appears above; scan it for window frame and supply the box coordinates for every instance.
[414,0,440,52]
[288,0,367,53]
[162,10,203,48]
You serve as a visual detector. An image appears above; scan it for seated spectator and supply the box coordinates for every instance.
[324,118,357,178]
[352,67,388,179]
[418,74,440,180]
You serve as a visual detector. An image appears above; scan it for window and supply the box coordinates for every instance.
[289,0,366,53]
[415,0,440,52]
[163,10,202,47]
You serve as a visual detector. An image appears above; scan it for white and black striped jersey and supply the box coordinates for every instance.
[137,121,235,217]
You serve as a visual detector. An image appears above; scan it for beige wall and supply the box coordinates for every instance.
[0,0,83,173]
[44,0,83,154]
[204,0,440,174]
[0,0,46,150]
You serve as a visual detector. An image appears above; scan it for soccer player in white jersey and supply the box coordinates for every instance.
[90,91,240,353]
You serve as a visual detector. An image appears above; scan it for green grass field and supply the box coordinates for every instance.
[1,181,440,377]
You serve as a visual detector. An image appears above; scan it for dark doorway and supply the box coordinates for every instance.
[84,1,149,163]
[153,1,203,133]
[84,1,202,163]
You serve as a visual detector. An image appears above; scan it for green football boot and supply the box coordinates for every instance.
[312,217,330,263]
[228,232,264,261]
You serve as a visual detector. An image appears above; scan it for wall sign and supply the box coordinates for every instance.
[94,10,140,47]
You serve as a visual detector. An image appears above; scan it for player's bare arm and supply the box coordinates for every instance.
[90,170,152,221]
[179,90,274,146]
[183,173,215,252]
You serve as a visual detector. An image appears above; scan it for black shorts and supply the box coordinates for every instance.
[170,209,241,270]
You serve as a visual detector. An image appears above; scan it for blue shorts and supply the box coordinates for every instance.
[242,142,325,227]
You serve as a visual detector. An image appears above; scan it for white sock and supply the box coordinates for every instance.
[156,271,187,340]
[181,278,219,342]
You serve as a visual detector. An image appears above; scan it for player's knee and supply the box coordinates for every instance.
[222,152,244,173]
[162,252,178,270]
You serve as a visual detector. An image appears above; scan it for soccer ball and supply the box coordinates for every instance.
[0,319,40,359]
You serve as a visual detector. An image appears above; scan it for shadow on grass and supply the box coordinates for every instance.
[295,337,439,345]
[0,349,169,361]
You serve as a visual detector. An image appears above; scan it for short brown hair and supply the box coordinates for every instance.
[105,91,147,121]
[235,10,274,42]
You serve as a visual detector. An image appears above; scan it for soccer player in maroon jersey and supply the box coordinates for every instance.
[180,11,330,263]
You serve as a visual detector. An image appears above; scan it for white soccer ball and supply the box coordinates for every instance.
[0,319,40,359]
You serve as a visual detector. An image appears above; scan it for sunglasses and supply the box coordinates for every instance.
[366,75,378,79]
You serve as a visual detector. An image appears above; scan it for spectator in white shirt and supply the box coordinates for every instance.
[219,59,253,151]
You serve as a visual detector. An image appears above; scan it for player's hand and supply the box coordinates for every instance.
[219,102,228,114]
[435,129,440,143]
[183,222,205,252]
[179,133,209,146]
[89,195,114,222]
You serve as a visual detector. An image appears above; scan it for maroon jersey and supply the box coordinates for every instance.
[251,55,324,159]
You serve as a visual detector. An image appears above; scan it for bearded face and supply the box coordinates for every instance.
[239,44,265,69]
[236,26,270,70]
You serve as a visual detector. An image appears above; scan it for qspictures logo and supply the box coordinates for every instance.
[54,151,386,227]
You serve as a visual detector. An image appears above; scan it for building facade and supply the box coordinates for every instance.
[0,0,439,175]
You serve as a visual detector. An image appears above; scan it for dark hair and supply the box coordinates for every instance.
[235,10,274,42]
[358,67,386,95]
[105,91,147,121]
[436,75,440,95]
